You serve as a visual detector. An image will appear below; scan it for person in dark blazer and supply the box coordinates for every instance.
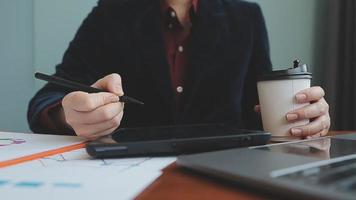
[28,0,330,140]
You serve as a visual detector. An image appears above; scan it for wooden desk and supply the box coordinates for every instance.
[136,131,354,200]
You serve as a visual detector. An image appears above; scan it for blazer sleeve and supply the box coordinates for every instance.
[27,0,116,134]
[240,3,273,129]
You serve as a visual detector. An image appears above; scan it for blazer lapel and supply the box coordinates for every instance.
[181,0,230,118]
[133,1,175,119]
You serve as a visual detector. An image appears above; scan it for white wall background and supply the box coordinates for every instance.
[0,0,328,132]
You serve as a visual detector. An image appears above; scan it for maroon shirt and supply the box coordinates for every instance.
[161,0,198,111]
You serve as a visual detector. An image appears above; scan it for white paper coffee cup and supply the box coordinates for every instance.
[257,62,312,141]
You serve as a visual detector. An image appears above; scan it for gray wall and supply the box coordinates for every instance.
[0,0,34,132]
[0,0,328,133]
[34,0,97,89]
[252,0,328,83]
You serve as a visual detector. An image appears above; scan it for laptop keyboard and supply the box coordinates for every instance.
[276,157,356,193]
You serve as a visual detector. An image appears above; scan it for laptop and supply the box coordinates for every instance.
[177,134,356,200]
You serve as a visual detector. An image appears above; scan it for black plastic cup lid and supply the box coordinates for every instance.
[258,60,312,81]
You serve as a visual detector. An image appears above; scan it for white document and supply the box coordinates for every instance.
[0,149,176,200]
[0,132,85,162]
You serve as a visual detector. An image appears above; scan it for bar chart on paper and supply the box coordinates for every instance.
[0,148,176,200]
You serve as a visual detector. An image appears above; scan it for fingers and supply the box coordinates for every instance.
[62,89,125,139]
[65,102,124,124]
[63,91,120,112]
[305,129,328,139]
[287,86,330,138]
[92,73,124,96]
[290,114,330,137]
[286,98,329,121]
[61,74,126,139]
[295,86,325,103]
[72,111,124,139]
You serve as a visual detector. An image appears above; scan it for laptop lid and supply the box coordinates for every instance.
[177,134,356,200]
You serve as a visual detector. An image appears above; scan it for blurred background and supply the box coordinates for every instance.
[0,0,353,132]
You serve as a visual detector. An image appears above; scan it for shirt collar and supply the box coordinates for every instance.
[161,0,199,14]
[161,0,199,30]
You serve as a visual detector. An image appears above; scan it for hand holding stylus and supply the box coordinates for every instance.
[35,72,144,140]
[61,74,125,140]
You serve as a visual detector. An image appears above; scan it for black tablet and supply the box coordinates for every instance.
[85,124,270,158]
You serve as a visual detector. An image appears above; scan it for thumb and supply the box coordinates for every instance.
[92,73,124,96]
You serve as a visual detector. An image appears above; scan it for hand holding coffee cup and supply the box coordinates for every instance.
[257,60,330,141]
[286,86,330,139]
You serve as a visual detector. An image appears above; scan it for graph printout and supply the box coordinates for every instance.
[0,132,85,163]
[0,149,176,200]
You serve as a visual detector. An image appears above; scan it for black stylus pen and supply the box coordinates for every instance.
[35,72,144,105]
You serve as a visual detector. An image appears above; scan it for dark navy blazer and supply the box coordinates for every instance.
[28,0,272,134]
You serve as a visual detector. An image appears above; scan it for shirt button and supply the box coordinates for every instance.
[170,11,176,18]
[168,23,173,29]
[178,46,184,52]
[176,86,184,93]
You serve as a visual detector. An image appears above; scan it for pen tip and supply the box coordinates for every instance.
[133,99,145,105]
[120,96,144,105]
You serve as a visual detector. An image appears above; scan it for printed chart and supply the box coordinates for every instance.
[0,138,26,146]
[0,132,84,163]
[0,148,176,200]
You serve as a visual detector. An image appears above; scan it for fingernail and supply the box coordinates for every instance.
[286,114,298,121]
[291,128,302,136]
[296,94,307,102]
[109,95,120,103]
